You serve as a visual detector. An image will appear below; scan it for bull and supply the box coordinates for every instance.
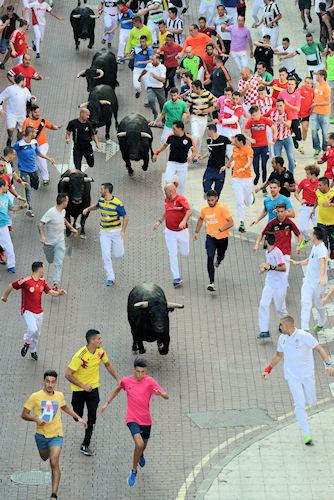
[76,48,119,92]
[116,114,153,177]
[70,6,98,51]
[79,84,118,141]
[127,283,184,355]
[57,169,93,239]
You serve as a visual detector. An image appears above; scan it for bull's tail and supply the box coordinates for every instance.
[114,110,119,130]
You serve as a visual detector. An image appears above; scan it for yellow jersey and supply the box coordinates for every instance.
[68,346,109,392]
[316,188,334,225]
[24,390,66,437]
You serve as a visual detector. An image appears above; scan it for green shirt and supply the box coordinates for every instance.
[327,54,334,81]
[298,41,324,66]
[181,55,201,79]
[162,99,188,128]
[125,25,153,53]
[257,71,273,83]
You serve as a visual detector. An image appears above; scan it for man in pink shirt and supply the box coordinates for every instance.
[220,15,253,71]
[278,77,302,149]
[100,358,169,488]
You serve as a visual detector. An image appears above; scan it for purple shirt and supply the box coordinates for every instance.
[226,25,251,52]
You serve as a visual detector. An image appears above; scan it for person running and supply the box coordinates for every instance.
[278,76,302,149]
[255,156,295,198]
[38,194,78,288]
[138,0,164,44]
[153,183,191,287]
[194,189,234,292]
[297,76,314,154]
[66,108,100,171]
[202,123,231,198]
[252,179,295,225]
[281,33,324,79]
[1,261,66,360]
[82,183,128,286]
[100,358,169,487]
[138,53,166,121]
[166,7,184,46]
[125,15,153,54]
[265,98,295,173]
[187,79,216,155]
[98,0,118,47]
[310,176,334,259]
[256,0,282,47]
[65,329,120,457]
[159,33,183,97]
[311,69,331,158]
[0,5,20,69]
[26,0,64,58]
[295,164,319,248]
[215,90,244,157]
[150,87,189,144]
[7,53,42,93]
[127,35,154,99]
[317,132,334,181]
[110,1,135,63]
[8,19,28,66]
[220,15,253,71]
[21,370,87,500]
[262,315,333,445]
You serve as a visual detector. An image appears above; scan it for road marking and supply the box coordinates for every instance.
[92,140,119,161]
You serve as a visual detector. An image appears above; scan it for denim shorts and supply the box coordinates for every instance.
[35,433,63,451]
[127,422,151,440]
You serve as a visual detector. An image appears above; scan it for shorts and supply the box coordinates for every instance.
[6,113,25,130]
[298,0,311,10]
[35,433,64,451]
[127,421,151,440]
[300,116,310,122]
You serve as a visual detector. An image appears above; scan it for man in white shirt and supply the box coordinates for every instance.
[26,0,63,58]
[0,74,32,146]
[38,194,78,287]
[262,315,334,445]
[291,226,327,333]
[138,54,166,120]
[274,37,298,76]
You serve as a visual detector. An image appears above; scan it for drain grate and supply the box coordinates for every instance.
[188,409,274,429]
[11,470,51,486]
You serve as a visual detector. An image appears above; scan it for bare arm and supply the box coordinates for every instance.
[104,361,121,383]
[179,208,192,229]
[38,221,47,243]
[21,407,41,424]
[82,203,99,216]
[61,404,87,427]
[100,386,122,414]
[251,209,267,225]
[262,352,283,380]
[194,217,204,239]
[1,284,13,302]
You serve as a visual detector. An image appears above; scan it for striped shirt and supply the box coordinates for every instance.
[166,17,184,45]
[187,90,215,116]
[263,1,281,27]
[96,196,126,231]
[147,0,164,23]
[255,96,273,115]
[266,109,291,140]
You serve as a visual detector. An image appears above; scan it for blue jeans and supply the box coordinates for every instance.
[20,171,39,210]
[202,166,226,197]
[311,113,329,151]
[253,145,269,184]
[274,136,295,173]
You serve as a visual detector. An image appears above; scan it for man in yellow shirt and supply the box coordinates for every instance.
[194,189,234,292]
[65,329,120,456]
[21,370,86,500]
[125,15,153,54]
[311,176,334,259]
[312,69,331,157]
[157,20,170,47]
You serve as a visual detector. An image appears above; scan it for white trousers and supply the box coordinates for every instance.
[262,26,279,47]
[252,0,264,23]
[298,205,317,241]
[133,67,148,94]
[36,143,49,181]
[0,225,15,269]
[231,50,249,72]
[147,19,159,43]
[23,310,43,353]
[117,28,131,57]
[301,279,326,331]
[231,177,253,222]
[33,24,46,53]
[258,283,288,332]
[287,376,316,436]
[165,161,188,195]
[21,0,31,24]
[198,1,216,26]
[190,115,207,153]
[225,6,238,24]
[99,228,124,281]
[160,126,173,144]
[103,13,117,43]
[164,227,189,279]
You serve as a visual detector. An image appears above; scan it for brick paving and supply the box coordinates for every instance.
[0,1,333,500]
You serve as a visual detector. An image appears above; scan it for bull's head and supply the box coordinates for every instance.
[116,131,152,161]
[77,68,104,93]
[134,300,183,334]
[72,12,99,38]
[79,96,111,128]
[61,173,93,205]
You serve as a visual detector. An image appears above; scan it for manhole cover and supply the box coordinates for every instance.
[11,470,51,485]
[188,409,274,429]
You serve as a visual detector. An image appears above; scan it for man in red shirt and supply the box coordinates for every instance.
[298,76,314,154]
[1,261,66,360]
[202,42,215,82]
[153,183,192,287]
[160,33,182,96]
[7,53,42,92]
[295,164,320,246]
[9,19,28,66]
[245,105,277,187]
[266,66,288,102]
[317,132,334,181]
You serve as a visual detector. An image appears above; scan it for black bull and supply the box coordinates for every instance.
[127,283,184,355]
[57,169,93,238]
[76,48,119,92]
[117,114,153,176]
[79,84,118,141]
[70,7,97,50]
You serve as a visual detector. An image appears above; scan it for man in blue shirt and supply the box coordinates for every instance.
[112,1,135,63]
[127,35,154,99]
[251,179,295,225]
[13,126,55,218]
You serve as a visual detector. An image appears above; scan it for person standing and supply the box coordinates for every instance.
[65,329,120,457]
[295,164,319,248]
[38,194,78,288]
[150,87,189,143]
[187,79,216,154]
[82,183,128,286]
[262,315,333,444]
[1,261,66,360]
[21,370,87,500]
[138,53,166,120]
[100,358,169,487]
[153,183,191,287]
[26,0,64,58]
[202,123,231,198]
[310,176,334,259]
[311,69,331,158]
[194,189,234,292]
[66,108,100,171]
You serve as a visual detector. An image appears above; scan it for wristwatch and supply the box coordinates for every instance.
[324,361,333,366]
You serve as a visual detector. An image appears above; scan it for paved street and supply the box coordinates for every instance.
[0,1,333,499]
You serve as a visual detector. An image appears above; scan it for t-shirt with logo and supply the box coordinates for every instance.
[8,63,39,92]
[24,390,66,437]
[200,203,231,239]
[96,196,126,231]
[207,135,231,169]
[68,345,109,392]
[277,329,318,380]
[119,375,163,425]
[160,42,182,68]
[164,193,190,231]
[11,276,51,314]
[22,116,53,146]
[244,116,273,147]
[9,29,28,57]
[162,99,188,128]
[264,246,287,288]
[264,194,293,221]
[315,188,334,225]
[298,178,318,205]
[66,119,95,147]
[262,217,300,255]
[133,45,154,69]
[267,168,295,198]
[118,7,134,30]
[270,78,288,101]
[13,139,40,173]
[166,134,194,163]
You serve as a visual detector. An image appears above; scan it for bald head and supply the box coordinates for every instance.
[164,183,177,200]
[241,67,250,79]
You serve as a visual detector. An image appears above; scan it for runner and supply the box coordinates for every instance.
[265,98,295,173]
[311,69,331,158]
[0,5,20,69]
[21,370,87,500]
[111,0,135,63]
[150,87,189,144]
[159,33,183,97]
[294,164,319,247]
[310,176,334,259]
[255,156,295,198]
[7,53,42,92]
[26,0,64,58]
[98,0,118,47]
[138,53,166,121]
[8,19,28,66]
[202,123,231,198]
[1,261,66,360]
[66,109,100,171]
[252,179,295,225]
[65,329,120,456]
[187,79,216,154]
[100,358,169,487]
[297,76,314,154]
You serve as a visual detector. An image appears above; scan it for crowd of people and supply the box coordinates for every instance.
[1,0,334,497]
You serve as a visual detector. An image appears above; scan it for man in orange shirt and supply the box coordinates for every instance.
[225,133,255,233]
[311,69,331,158]
[180,24,222,62]
[22,104,62,185]
[194,189,234,292]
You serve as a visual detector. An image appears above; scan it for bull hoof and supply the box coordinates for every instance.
[128,169,134,177]
[158,350,168,355]
[80,233,86,239]
[142,164,148,171]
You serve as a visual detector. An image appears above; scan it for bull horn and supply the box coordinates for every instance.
[61,177,70,182]
[90,14,99,18]
[76,70,86,78]
[99,99,111,105]
[84,177,93,182]
[94,69,104,79]
[134,301,149,309]
[79,101,89,108]
[167,302,184,309]
[140,132,152,139]
[116,132,126,137]
[72,14,81,18]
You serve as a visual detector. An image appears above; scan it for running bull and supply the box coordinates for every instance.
[58,169,93,239]
[127,283,184,355]
[116,114,153,176]
[79,84,118,141]
[76,48,119,92]
[70,6,98,51]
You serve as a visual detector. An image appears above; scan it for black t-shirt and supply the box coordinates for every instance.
[167,134,193,163]
[66,119,95,148]
[207,135,231,169]
[254,44,274,67]
[1,13,20,40]
[268,168,295,197]
[210,67,228,97]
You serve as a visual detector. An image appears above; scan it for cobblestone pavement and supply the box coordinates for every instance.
[0,1,333,500]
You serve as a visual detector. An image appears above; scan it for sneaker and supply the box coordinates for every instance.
[298,145,305,154]
[0,63,5,69]
[50,494,58,499]
[313,149,321,158]
[80,445,92,456]
[7,267,16,273]
[32,40,36,52]
[214,258,221,268]
[36,52,40,59]
[238,221,245,233]
[43,180,50,186]
[127,470,137,487]
[292,136,299,149]
[299,238,309,250]
[207,283,216,292]
[173,278,183,288]
[21,343,29,357]
[139,454,145,468]
[256,331,271,340]
[253,174,260,186]
[105,279,114,286]
[31,352,38,361]
[313,325,324,334]
[304,434,313,445]
[26,209,35,218]
[135,91,140,99]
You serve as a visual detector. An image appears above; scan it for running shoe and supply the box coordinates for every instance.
[127,470,137,487]
[304,434,313,445]
[299,239,309,250]
[173,278,183,288]
[105,279,114,286]
[50,494,58,499]
[36,52,40,59]
[298,145,305,154]
[139,454,145,468]
[26,209,35,218]
[238,221,245,233]
[32,40,36,52]
[101,38,106,44]
[21,343,29,357]
[313,325,324,334]
[80,445,92,456]
[256,331,271,340]
[7,267,16,273]
[253,174,260,185]
[214,258,221,268]
[31,352,38,361]
[135,91,140,99]
[313,149,321,158]
[207,283,216,292]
